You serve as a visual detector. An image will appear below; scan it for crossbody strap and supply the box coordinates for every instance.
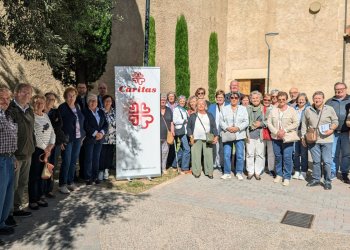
[314,107,323,129]
[161,112,170,132]
[196,113,207,133]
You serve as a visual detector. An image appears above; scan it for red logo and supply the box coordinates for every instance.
[131,72,145,85]
[128,101,154,129]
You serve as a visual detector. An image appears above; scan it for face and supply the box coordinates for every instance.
[196,90,205,99]
[33,98,45,113]
[241,97,250,106]
[15,86,32,105]
[77,83,87,96]
[289,88,299,100]
[160,98,167,108]
[263,96,271,107]
[189,99,197,110]
[0,90,11,110]
[230,81,239,92]
[168,94,175,103]
[277,95,287,108]
[297,96,306,107]
[88,99,98,110]
[65,90,77,105]
[334,84,347,98]
[313,94,324,107]
[271,94,278,104]
[250,94,260,106]
[216,94,225,105]
[45,94,56,109]
[98,83,107,96]
[178,98,186,107]
[230,94,239,106]
[104,97,113,110]
[197,100,206,112]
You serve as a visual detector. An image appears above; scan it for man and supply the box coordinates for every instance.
[6,83,35,226]
[325,82,350,183]
[224,80,242,104]
[97,82,108,108]
[288,87,299,107]
[76,82,88,111]
[0,85,18,236]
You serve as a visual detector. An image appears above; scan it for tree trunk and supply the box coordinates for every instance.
[75,61,87,85]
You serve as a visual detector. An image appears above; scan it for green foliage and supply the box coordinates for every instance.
[148,16,156,66]
[175,15,190,97]
[208,32,219,102]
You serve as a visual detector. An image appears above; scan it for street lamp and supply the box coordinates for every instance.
[265,32,279,93]
[144,0,151,66]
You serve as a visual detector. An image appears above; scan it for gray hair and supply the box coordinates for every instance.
[87,94,98,103]
[249,90,262,101]
[196,99,208,109]
[178,95,187,102]
[270,89,279,96]
[160,93,167,100]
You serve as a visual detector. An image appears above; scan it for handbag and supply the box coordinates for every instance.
[220,130,236,142]
[39,153,54,180]
[197,114,215,144]
[174,108,187,136]
[162,114,174,145]
[305,108,323,144]
[282,130,300,143]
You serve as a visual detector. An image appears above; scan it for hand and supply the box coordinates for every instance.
[232,127,239,133]
[253,121,261,128]
[189,136,195,145]
[60,143,66,151]
[301,138,307,147]
[95,132,103,140]
[212,136,218,144]
[323,129,334,136]
[14,160,19,172]
[277,129,285,139]
[227,127,235,133]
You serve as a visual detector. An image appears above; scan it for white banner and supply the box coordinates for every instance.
[115,67,161,180]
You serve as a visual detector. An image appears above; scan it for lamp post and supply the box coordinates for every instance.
[143,0,151,66]
[265,32,279,93]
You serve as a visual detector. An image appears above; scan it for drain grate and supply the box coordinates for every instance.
[281,210,315,228]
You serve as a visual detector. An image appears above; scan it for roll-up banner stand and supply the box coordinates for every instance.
[115,67,161,180]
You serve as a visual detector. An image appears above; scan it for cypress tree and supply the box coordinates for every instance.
[148,16,156,66]
[208,32,219,103]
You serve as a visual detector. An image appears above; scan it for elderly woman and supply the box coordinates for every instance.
[187,99,218,178]
[267,91,299,186]
[98,95,116,181]
[270,89,279,107]
[246,91,265,180]
[29,95,55,209]
[166,91,178,111]
[195,87,211,107]
[83,94,108,185]
[240,94,250,107]
[187,96,198,116]
[160,94,174,174]
[262,93,275,177]
[301,91,338,190]
[208,90,226,171]
[172,95,191,173]
[220,92,249,180]
[292,93,310,181]
[58,87,85,194]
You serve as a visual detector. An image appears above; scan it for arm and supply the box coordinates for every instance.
[267,111,278,135]
[219,108,229,131]
[236,107,249,131]
[186,115,194,136]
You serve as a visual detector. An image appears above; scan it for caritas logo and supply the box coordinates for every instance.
[118,71,156,93]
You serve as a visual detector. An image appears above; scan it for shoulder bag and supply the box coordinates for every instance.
[161,114,174,145]
[40,153,54,180]
[305,108,323,144]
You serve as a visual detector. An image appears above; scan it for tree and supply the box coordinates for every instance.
[208,32,219,103]
[1,0,113,86]
[175,15,190,97]
[148,16,156,66]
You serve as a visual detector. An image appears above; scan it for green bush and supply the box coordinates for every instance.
[148,16,156,66]
[208,32,219,103]
[175,15,190,97]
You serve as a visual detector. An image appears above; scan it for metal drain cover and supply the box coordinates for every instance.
[281,210,315,228]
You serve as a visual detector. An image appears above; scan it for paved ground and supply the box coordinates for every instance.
[2,171,350,250]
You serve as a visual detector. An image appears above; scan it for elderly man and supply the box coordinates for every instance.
[224,80,242,104]
[76,82,88,111]
[0,86,17,236]
[288,87,299,107]
[325,82,350,183]
[97,82,108,108]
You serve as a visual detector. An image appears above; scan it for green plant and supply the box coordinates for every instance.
[148,16,156,66]
[208,32,219,103]
[175,15,190,97]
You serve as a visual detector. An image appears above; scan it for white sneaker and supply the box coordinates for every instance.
[299,172,306,181]
[283,179,290,186]
[98,171,103,181]
[236,174,243,181]
[220,174,231,179]
[274,175,282,183]
[292,171,300,179]
[104,169,109,180]
[67,183,77,191]
[59,186,70,194]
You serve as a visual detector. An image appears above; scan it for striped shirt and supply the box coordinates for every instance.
[0,109,18,154]
[34,113,56,150]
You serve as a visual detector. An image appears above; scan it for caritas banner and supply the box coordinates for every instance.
[115,66,161,180]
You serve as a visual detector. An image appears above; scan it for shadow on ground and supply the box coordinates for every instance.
[2,186,149,249]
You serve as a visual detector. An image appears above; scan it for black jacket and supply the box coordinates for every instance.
[83,108,108,144]
[187,112,218,137]
[47,108,67,145]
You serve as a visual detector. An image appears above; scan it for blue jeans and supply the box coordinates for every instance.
[223,139,245,175]
[272,140,294,180]
[84,143,103,181]
[331,132,350,175]
[59,138,82,186]
[0,156,14,228]
[293,141,308,172]
[172,135,191,170]
[309,143,332,184]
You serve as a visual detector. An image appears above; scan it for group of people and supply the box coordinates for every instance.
[0,82,116,236]
[160,80,350,190]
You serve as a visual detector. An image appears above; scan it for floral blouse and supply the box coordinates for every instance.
[102,108,116,144]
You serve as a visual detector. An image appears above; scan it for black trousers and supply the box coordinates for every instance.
[28,147,45,203]
[99,144,115,171]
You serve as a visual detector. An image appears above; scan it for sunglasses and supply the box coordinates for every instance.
[197,92,205,95]
[230,96,239,100]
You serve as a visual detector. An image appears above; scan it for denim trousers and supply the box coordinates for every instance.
[272,140,294,180]
[293,140,308,172]
[0,156,14,228]
[28,147,45,203]
[309,143,332,184]
[84,142,103,181]
[223,139,245,175]
[331,132,350,175]
[59,138,82,186]
[172,135,191,170]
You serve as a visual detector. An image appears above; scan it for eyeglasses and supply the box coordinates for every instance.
[335,88,346,92]
[271,96,278,98]
[230,96,239,100]
[197,92,205,95]
[263,99,271,102]
[278,99,286,102]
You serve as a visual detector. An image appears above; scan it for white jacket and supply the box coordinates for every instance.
[220,105,249,140]
[173,106,188,134]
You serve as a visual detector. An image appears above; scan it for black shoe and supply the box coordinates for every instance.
[247,175,253,180]
[194,175,200,178]
[95,180,101,185]
[255,174,261,180]
[29,203,40,210]
[0,226,14,235]
[0,239,5,246]
[269,171,276,178]
[46,192,56,199]
[86,180,93,185]
[306,180,321,187]
[342,174,350,184]
[5,216,17,227]
[208,175,213,179]
[37,200,48,207]
[324,183,332,190]
[13,210,32,217]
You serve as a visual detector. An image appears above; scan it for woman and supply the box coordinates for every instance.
[267,91,299,186]
[270,89,279,107]
[187,96,198,116]
[240,94,250,107]
[29,95,55,209]
[220,92,249,180]
[166,91,177,169]
[166,91,178,111]
[292,93,310,181]
[99,95,116,180]
[160,94,174,174]
[173,95,191,174]
[58,87,85,194]
[262,93,275,177]
[246,91,265,180]
[208,90,226,171]
[43,92,66,198]
[195,87,211,107]
[187,99,218,178]
[83,94,108,185]
[301,91,338,190]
